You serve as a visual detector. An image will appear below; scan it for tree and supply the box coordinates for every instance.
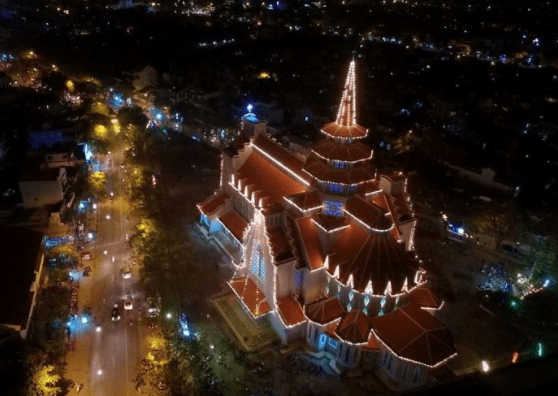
[522,234,558,285]
[27,364,60,396]
[118,106,148,129]
[472,201,517,248]
[87,171,108,197]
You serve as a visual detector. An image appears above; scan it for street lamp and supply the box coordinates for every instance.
[97,369,103,376]
[106,214,111,220]
[166,313,172,319]
[93,203,97,210]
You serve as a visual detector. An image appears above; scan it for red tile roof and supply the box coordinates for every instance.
[219,210,248,242]
[305,297,345,325]
[312,213,350,233]
[252,134,311,185]
[329,224,420,294]
[321,122,368,139]
[312,140,372,162]
[409,287,442,309]
[267,226,295,264]
[229,277,272,318]
[362,332,381,351]
[303,156,375,185]
[335,310,371,344]
[371,304,457,367]
[284,190,322,212]
[277,295,306,326]
[197,192,228,216]
[295,216,325,270]
[237,152,306,207]
[345,196,393,232]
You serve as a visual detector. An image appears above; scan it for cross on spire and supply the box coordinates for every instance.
[335,60,357,127]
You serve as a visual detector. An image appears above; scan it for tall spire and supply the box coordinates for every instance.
[335,60,357,127]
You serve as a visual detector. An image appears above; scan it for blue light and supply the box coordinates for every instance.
[247,104,253,113]
[544,279,550,288]
[457,227,464,235]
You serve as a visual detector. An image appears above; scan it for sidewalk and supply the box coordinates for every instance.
[64,274,95,396]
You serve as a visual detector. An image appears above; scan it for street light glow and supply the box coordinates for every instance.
[481,360,490,372]
[166,313,172,319]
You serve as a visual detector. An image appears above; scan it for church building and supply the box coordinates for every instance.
[198,61,457,390]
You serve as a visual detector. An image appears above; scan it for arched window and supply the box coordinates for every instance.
[251,245,265,281]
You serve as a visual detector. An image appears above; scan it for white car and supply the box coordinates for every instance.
[121,265,132,279]
[124,295,133,310]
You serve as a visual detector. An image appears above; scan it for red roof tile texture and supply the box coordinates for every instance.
[312,139,372,162]
[285,190,322,211]
[252,134,311,184]
[237,152,306,207]
[277,295,306,326]
[409,287,442,309]
[335,309,371,344]
[267,226,295,263]
[219,210,248,242]
[345,196,393,232]
[197,192,228,216]
[305,297,345,324]
[371,304,456,367]
[295,216,325,270]
[321,122,368,139]
[229,277,272,318]
[329,224,419,294]
[303,156,375,185]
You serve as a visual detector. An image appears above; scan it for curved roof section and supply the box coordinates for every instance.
[312,139,372,163]
[328,224,420,294]
[305,297,345,325]
[229,277,272,318]
[197,192,228,216]
[344,196,393,233]
[303,156,375,185]
[371,304,457,367]
[321,122,368,140]
[335,309,371,344]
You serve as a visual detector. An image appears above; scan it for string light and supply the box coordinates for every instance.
[336,60,357,127]
[253,143,310,187]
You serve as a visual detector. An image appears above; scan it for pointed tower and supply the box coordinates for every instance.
[303,61,375,199]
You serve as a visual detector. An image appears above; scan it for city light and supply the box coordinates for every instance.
[166,313,172,319]
[481,360,490,372]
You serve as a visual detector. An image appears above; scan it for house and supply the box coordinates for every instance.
[442,162,514,194]
[19,164,71,210]
[198,61,456,390]
[123,65,158,92]
[0,227,45,339]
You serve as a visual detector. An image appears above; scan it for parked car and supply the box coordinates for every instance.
[121,265,132,279]
[146,296,161,317]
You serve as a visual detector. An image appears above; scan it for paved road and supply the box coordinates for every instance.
[88,146,142,396]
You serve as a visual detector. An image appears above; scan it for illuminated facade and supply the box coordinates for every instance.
[198,61,456,390]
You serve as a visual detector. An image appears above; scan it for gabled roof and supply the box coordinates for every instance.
[251,134,310,186]
[236,151,306,207]
[295,216,325,270]
[363,332,381,351]
[219,210,248,242]
[371,304,457,367]
[409,287,442,309]
[345,196,393,232]
[335,309,371,344]
[312,139,372,162]
[277,295,306,327]
[229,277,271,318]
[328,224,420,294]
[197,192,228,216]
[305,297,345,325]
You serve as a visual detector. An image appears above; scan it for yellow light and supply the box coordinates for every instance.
[94,124,107,138]
[259,71,270,79]
[66,80,75,92]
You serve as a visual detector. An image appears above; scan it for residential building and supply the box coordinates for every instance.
[123,65,158,92]
[0,227,45,339]
[198,61,456,390]
[19,164,72,210]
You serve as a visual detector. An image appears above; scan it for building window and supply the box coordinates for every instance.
[328,183,345,194]
[401,363,408,380]
[324,200,343,216]
[344,346,351,364]
[251,245,265,281]
[327,337,338,349]
[295,270,303,289]
[413,366,420,383]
